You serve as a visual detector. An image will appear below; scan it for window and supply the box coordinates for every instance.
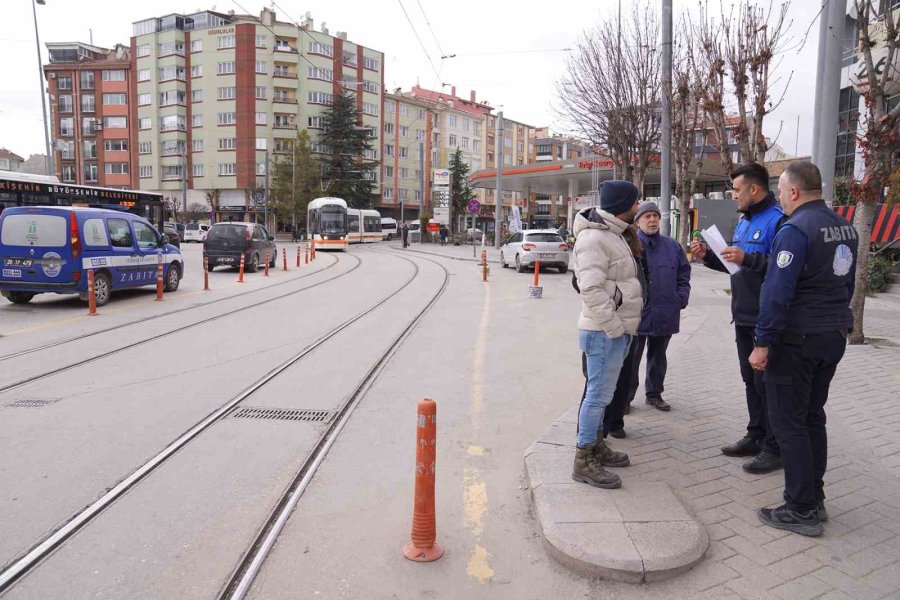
[399,147,408,158]
[58,95,73,113]
[83,140,97,159]
[307,66,333,81]
[102,70,126,82]
[274,138,293,153]
[504,136,512,148]
[159,90,186,106]
[275,114,292,128]
[217,35,235,49]
[362,80,378,93]
[399,189,409,201]
[60,140,75,159]
[158,41,185,56]
[104,163,129,175]
[138,141,152,154]
[158,66,185,81]
[57,76,72,90]
[217,112,236,125]
[103,93,127,105]
[309,141,330,154]
[192,89,203,102]
[362,102,379,116]
[255,86,267,100]
[160,115,185,131]
[138,69,150,82]
[139,165,152,178]
[61,165,76,182]
[308,41,333,57]
[83,163,98,182]
[192,139,203,152]
[256,163,267,175]
[217,61,236,75]
[161,140,184,155]
[80,71,95,90]
[162,165,183,180]
[218,163,237,176]
[218,137,237,150]
[399,125,409,137]
[191,39,202,53]
[504,154,512,165]
[255,138,267,150]
[255,35,267,48]
[517,141,524,152]
[139,118,152,130]
[255,60,267,74]
[308,116,325,128]
[364,148,377,159]
[399,167,409,179]
[474,123,482,136]
[448,115,457,128]
[383,186,393,199]
[363,56,379,70]
[192,114,203,127]
[275,38,295,52]
[448,134,457,147]
[80,94,95,112]
[191,65,203,78]
[256,112,267,125]
[217,86,236,100]
[104,116,127,129]
[400,105,409,116]
[473,140,481,154]
[384,165,394,178]
[137,44,150,57]
[385,101,394,114]
[192,164,204,177]
[416,129,425,141]
[385,123,395,135]
[384,144,394,156]
[108,219,132,247]
[104,139,128,152]
[138,93,151,106]
[462,118,470,131]
[308,91,333,105]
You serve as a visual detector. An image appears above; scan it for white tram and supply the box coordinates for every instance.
[307,197,349,250]
[347,208,382,244]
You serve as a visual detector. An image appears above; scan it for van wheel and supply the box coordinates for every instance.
[93,272,112,306]
[246,254,259,273]
[387,233,393,241]
[165,263,181,292]
[6,292,34,304]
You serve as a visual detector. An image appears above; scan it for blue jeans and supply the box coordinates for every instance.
[577,330,631,448]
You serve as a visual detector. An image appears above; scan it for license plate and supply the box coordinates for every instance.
[4,258,32,267]
[2,269,22,278]
[540,253,554,258]
[219,257,234,263]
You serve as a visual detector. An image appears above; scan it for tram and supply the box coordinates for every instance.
[307,197,349,250]
[0,171,165,231]
[347,208,382,244]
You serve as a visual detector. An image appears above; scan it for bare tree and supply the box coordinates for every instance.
[163,195,179,222]
[848,0,900,344]
[556,2,661,194]
[205,188,221,223]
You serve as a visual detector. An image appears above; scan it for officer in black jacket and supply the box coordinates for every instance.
[749,161,857,537]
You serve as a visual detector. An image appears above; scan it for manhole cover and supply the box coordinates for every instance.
[8,398,60,408]
[231,407,332,423]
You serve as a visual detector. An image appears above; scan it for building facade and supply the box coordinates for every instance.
[0,149,25,172]
[381,93,438,221]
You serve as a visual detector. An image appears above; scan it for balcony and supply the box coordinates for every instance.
[273,94,297,105]
[274,40,298,53]
[273,67,297,78]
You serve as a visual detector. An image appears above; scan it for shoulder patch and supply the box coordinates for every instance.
[752,230,761,240]
[776,251,794,269]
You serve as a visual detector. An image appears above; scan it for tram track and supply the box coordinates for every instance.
[0,250,448,595]
[0,253,343,363]
[0,253,360,396]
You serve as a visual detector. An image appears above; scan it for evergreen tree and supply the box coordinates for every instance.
[270,130,321,230]
[449,148,473,233]
[318,90,379,208]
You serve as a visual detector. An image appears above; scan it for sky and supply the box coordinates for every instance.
[0,0,823,160]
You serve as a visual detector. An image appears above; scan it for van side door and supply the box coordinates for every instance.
[106,217,139,288]
[131,220,164,287]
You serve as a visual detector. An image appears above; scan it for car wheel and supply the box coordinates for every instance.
[165,263,181,292]
[558,264,568,274]
[269,249,277,267]
[500,252,508,268]
[515,254,526,273]
[93,272,112,306]
[246,254,259,273]
[6,292,34,304]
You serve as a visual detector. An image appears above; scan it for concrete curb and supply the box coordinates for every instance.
[524,410,708,583]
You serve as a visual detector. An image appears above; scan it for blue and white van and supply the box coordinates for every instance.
[0,206,184,306]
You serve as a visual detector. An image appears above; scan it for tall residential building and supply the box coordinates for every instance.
[130,8,383,223]
[43,42,134,188]
[381,92,438,221]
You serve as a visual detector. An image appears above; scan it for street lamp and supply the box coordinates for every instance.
[32,0,53,177]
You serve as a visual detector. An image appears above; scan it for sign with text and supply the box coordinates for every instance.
[431,169,451,225]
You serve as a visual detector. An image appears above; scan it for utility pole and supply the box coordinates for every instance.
[813,0,846,207]
[264,149,270,229]
[292,147,296,231]
[418,140,424,220]
[811,2,829,166]
[181,142,188,220]
[32,0,53,177]
[494,110,503,248]
[660,0,673,236]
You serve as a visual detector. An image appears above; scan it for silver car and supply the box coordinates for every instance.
[500,229,570,273]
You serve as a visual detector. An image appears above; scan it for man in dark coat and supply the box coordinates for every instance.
[401,222,409,248]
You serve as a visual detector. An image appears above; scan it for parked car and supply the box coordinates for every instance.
[184,222,210,243]
[164,222,185,242]
[163,223,181,248]
[203,222,277,272]
[465,228,484,242]
[499,229,570,273]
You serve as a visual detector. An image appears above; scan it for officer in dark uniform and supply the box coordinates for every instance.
[750,161,857,537]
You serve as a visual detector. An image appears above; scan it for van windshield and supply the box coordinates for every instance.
[207,225,247,241]
[1,214,67,247]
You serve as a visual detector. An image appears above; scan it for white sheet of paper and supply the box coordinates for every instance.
[701,224,740,275]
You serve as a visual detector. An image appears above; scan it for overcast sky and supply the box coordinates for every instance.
[1,0,822,160]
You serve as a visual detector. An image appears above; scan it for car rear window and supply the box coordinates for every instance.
[1,214,68,247]
[525,233,564,243]
[186,223,199,231]
[207,224,247,240]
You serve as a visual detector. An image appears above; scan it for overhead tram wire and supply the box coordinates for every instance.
[416,0,445,57]
[396,0,442,83]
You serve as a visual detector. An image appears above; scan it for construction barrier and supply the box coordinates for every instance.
[87,269,97,315]
[402,399,443,562]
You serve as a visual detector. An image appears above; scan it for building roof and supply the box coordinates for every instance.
[0,149,25,162]
[405,85,494,116]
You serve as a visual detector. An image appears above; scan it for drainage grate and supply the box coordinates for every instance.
[231,407,332,423]
[9,397,61,408]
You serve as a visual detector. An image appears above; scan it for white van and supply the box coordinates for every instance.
[184,223,210,243]
[381,217,398,240]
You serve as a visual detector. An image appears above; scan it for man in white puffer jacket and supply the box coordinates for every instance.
[572,180,645,489]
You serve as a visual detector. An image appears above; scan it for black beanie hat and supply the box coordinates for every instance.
[600,180,639,217]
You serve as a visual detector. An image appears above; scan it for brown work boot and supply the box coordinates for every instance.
[594,439,631,467]
[572,445,622,489]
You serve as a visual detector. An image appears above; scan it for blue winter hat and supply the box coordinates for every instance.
[600,180,640,217]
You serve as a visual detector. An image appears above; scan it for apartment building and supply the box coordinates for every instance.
[534,129,590,162]
[43,42,134,188]
[129,8,384,221]
[381,92,437,221]
[0,149,25,173]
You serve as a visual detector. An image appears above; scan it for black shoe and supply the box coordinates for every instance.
[610,429,626,439]
[817,501,828,522]
[721,435,763,457]
[646,397,671,412]
[757,504,823,537]
[742,450,784,474]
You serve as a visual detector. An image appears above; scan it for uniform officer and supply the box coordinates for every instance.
[749,161,857,537]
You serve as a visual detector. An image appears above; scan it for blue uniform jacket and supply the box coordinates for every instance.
[703,193,784,327]
[637,230,691,336]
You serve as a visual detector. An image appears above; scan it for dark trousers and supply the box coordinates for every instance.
[735,325,780,455]
[765,331,846,512]
[631,334,672,399]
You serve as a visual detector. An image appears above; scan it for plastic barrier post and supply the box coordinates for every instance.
[264,250,270,277]
[283,248,288,271]
[533,260,541,287]
[87,269,97,315]
[155,253,164,301]
[296,246,301,267]
[403,399,443,562]
[203,256,210,291]
[305,243,309,265]
[238,253,245,283]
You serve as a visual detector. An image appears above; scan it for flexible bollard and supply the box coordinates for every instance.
[296,246,301,267]
[311,239,316,261]
[238,253,245,283]
[87,269,97,315]
[533,259,541,287]
[155,253,165,301]
[403,399,444,562]
[264,249,270,277]
[203,256,210,291]
[283,247,288,271]
[305,242,310,264]
[482,250,488,282]
[529,259,543,299]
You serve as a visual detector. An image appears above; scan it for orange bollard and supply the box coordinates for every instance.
[203,256,210,291]
[482,250,488,282]
[283,248,288,271]
[305,243,309,264]
[237,253,245,283]
[155,254,165,301]
[264,249,270,277]
[311,239,316,261]
[533,259,541,287]
[403,398,444,562]
[87,269,97,315]
[296,246,301,267]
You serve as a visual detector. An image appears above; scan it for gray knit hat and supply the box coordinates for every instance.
[635,201,661,221]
